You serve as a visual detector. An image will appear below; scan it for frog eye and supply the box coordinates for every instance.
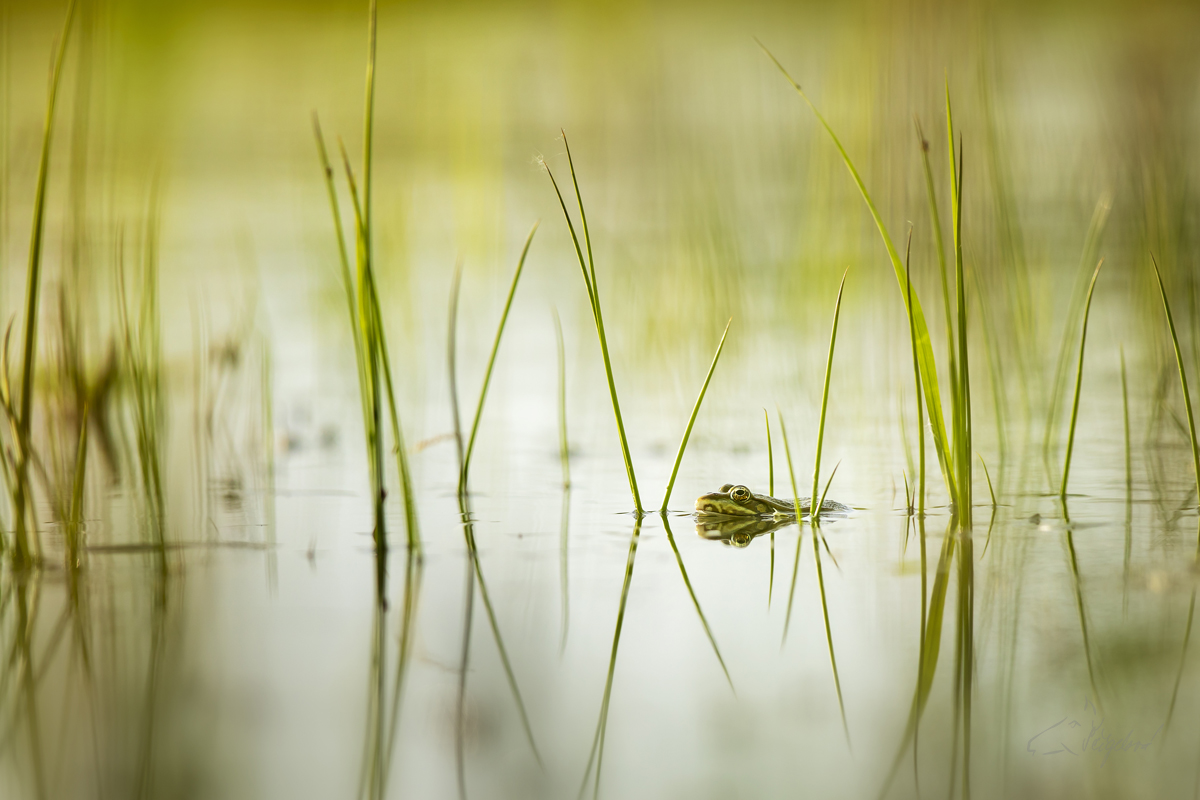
[730,485,751,502]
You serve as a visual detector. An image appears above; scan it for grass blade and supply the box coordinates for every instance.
[758,42,957,506]
[11,0,79,567]
[553,308,570,489]
[1059,259,1103,501]
[660,318,732,510]
[904,229,925,516]
[542,140,643,514]
[977,453,997,509]
[1151,256,1200,512]
[810,270,848,520]
[947,86,972,526]
[459,221,539,495]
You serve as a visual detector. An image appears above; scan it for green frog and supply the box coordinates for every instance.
[695,483,850,517]
[695,515,795,548]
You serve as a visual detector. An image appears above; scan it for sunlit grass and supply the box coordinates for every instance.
[543,134,643,515]
[1059,258,1103,501]
[659,318,732,511]
[6,0,78,567]
[760,42,971,524]
[459,221,539,495]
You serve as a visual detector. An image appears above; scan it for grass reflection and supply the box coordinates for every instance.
[578,518,642,800]
[661,515,733,691]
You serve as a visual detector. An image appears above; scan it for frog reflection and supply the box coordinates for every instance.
[695,515,796,548]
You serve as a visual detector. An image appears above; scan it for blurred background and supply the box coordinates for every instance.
[3,0,1200,798]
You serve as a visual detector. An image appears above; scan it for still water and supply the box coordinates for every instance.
[3,1,1200,798]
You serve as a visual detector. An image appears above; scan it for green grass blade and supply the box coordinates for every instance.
[459,221,539,494]
[366,273,420,551]
[947,87,972,526]
[764,408,774,496]
[12,0,78,567]
[662,515,734,691]
[1121,346,1131,504]
[914,116,957,394]
[1043,195,1112,483]
[758,42,957,505]
[1151,256,1200,509]
[660,318,732,510]
[816,461,841,516]
[553,308,570,489]
[810,270,848,518]
[1059,259,1103,500]
[904,230,925,516]
[542,149,642,514]
[977,453,997,509]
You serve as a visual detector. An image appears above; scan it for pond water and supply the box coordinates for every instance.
[3,1,1200,798]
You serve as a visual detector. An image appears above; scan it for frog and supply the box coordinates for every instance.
[695,483,850,517]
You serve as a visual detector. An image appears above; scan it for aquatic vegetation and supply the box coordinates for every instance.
[543,136,643,515]
[1059,259,1104,501]
[6,0,78,568]
[659,318,731,511]
[761,43,973,524]
[312,0,419,572]
[4,4,1200,800]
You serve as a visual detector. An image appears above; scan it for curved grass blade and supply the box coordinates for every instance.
[1152,255,1200,738]
[947,90,973,527]
[758,41,957,506]
[553,307,570,489]
[1043,195,1112,485]
[811,270,848,521]
[543,139,643,514]
[914,115,957,396]
[660,318,732,510]
[459,221,539,495]
[977,454,997,509]
[1151,256,1200,516]
[1059,259,1103,501]
[816,455,844,520]
[904,228,925,517]
[12,0,79,567]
